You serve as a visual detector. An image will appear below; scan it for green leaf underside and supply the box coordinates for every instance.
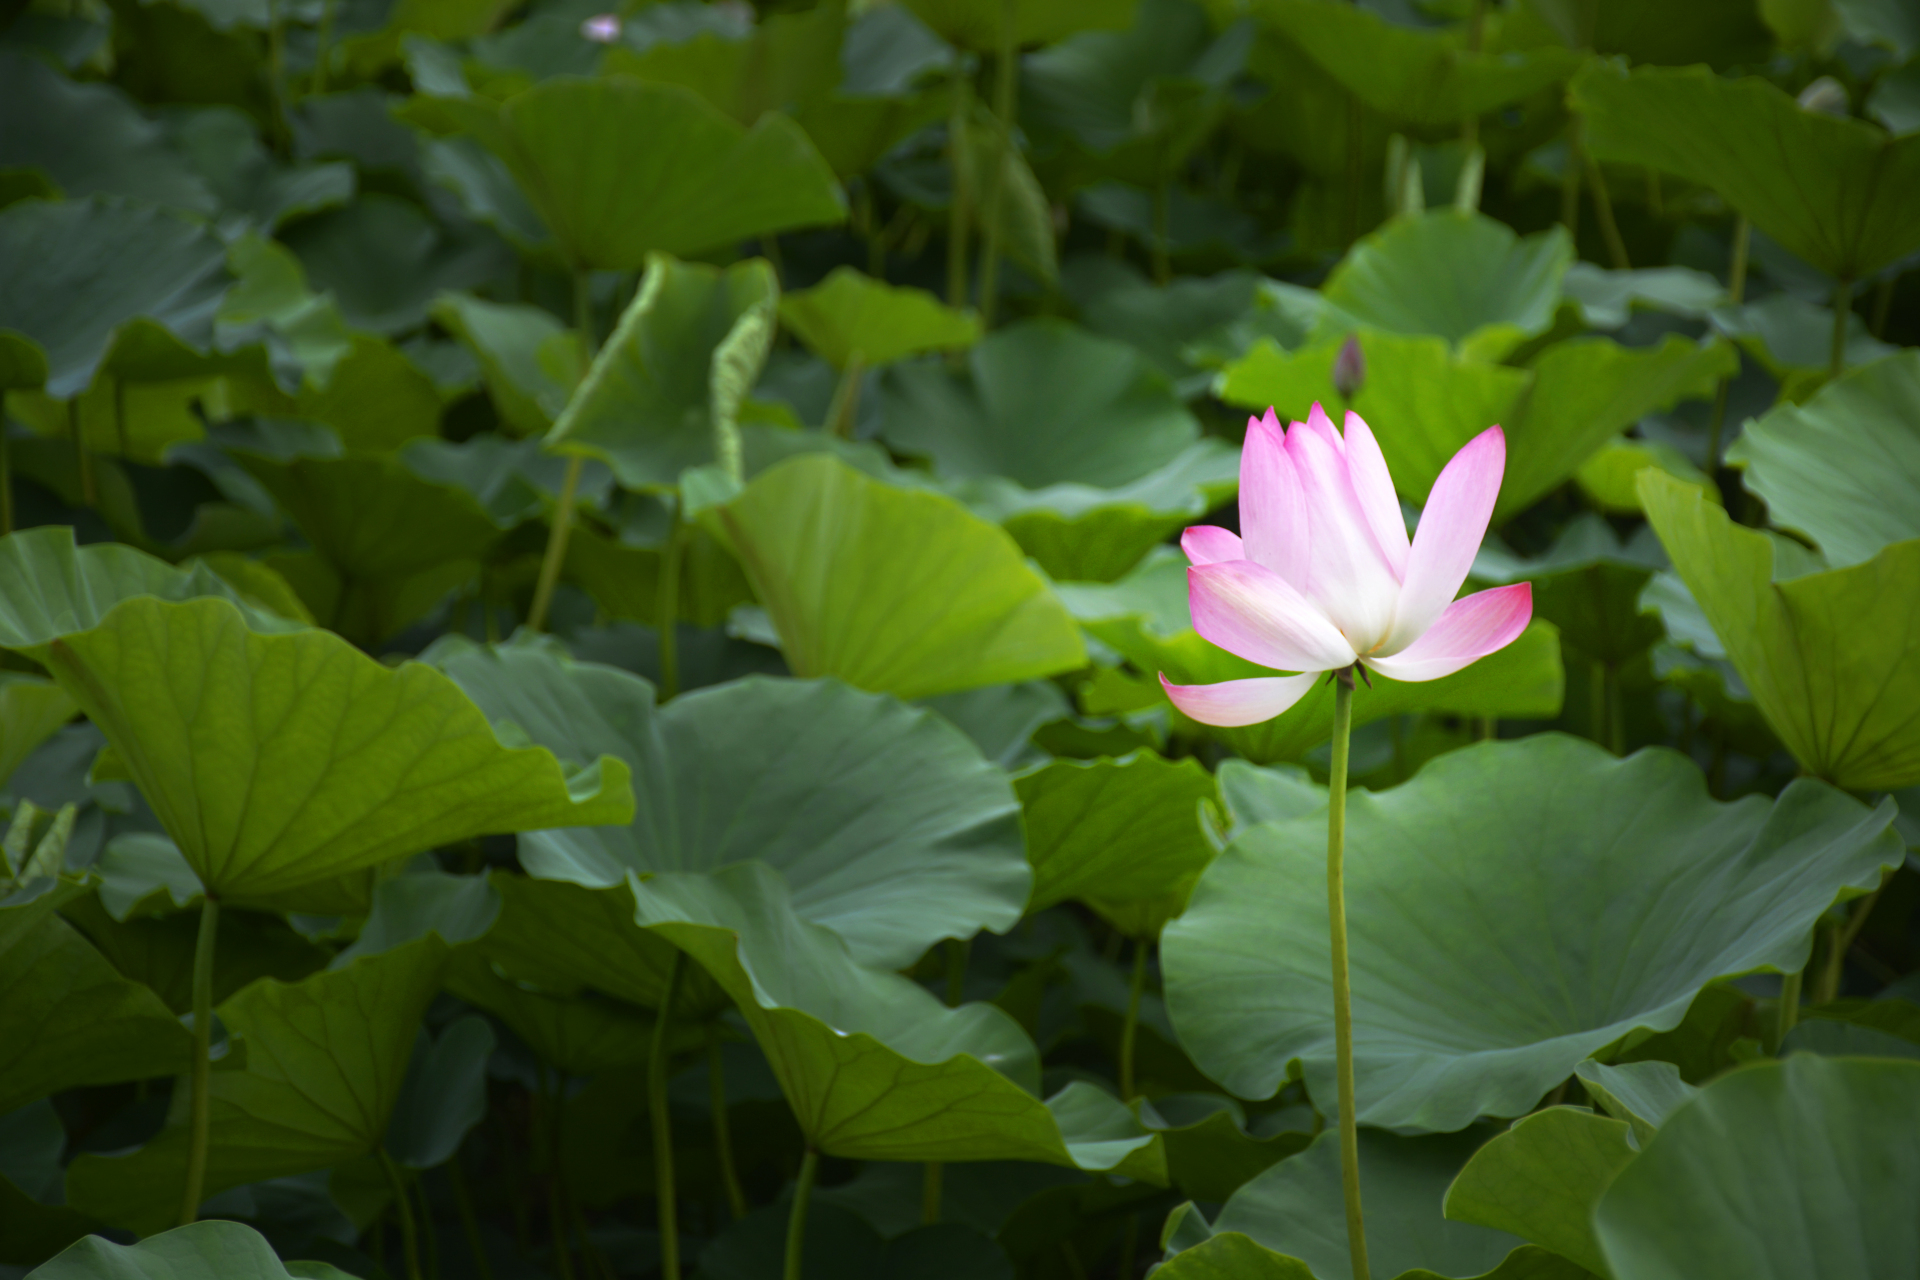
[629,862,1166,1176]
[0,529,634,902]
[1638,471,1920,790]
[432,639,1028,970]
[66,939,449,1236]
[710,454,1089,700]
[1163,735,1899,1130]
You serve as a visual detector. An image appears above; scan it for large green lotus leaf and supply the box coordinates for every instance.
[399,77,845,270]
[67,938,448,1236]
[28,1220,327,1279]
[630,861,1166,1177]
[1064,550,1563,763]
[431,291,582,436]
[1017,751,1216,939]
[1233,0,1582,125]
[0,51,215,214]
[1725,350,1920,569]
[1443,1107,1637,1277]
[1638,471,1920,790]
[236,453,499,644]
[1172,1128,1588,1280]
[277,194,511,338]
[1064,264,1315,397]
[432,640,1027,969]
[900,0,1136,51]
[287,333,444,453]
[1573,63,1920,280]
[1,675,77,792]
[1153,1234,1316,1280]
[1218,330,1733,518]
[964,438,1241,583]
[165,106,354,233]
[880,319,1200,489]
[1594,1056,1920,1280]
[1162,735,1901,1131]
[1315,213,1573,360]
[0,881,194,1115]
[0,531,633,902]
[544,253,777,490]
[1573,1061,1695,1146]
[795,90,950,180]
[780,268,982,370]
[0,198,231,397]
[708,454,1088,700]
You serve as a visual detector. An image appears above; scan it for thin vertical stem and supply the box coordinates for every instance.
[1589,660,1607,749]
[540,1068,576,1280]
[574,267,596,351]
[311,0,340,96]
[1585,153,1630,269]
[785,1148,821,1280]
[1119,937,1148,1100]
[1704,217,1751,470]
[447,1156,497,1280]
[656,505,683,701]
[528,456,584,633]
[708,1025,747,1220]
[826,352,867,439]
[1830,277,1853,381]
[1605,664,1625,756]
[70,398,96,507]
[1818,875,1888,1004]
[178,896,221,1226]
[975,0,1018,324]
[1775,970,1802,1050]
[943,937,969,1007]
[381,1153,425,1280]
[1151,182,1171,284]
[921,1161,942,1225]
[1559,118,1582,240]
[1327,671,1370,1280]
[946,61,974,309]
[1870,275,1895,338]
[650,951,687,1280]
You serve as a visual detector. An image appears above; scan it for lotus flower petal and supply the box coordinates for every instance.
[1239,410,1310,587]
[1382,425,1507,655]
[1160,672,1322,727]
[1364,583,1532,683]
[1182,525,1244,566]
[1188,560,1358,674]
[1286,411,1402,652]
[1340,410,1410,579]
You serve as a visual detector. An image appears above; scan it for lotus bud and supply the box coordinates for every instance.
[1332,334,1366,402]
[579,13,621,42]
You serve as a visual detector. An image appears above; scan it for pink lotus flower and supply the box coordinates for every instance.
[1161,404,1532,726]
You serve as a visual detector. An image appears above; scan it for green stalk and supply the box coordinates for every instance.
[825,352,867,439]
[380,1152,425,1280]
[946,60,974,309]
[785,1148,821,1280]
[974,0,1018,324]
[539,1069,576,1280]
[178,896,221,1226]
[1830,277,1853,381]
[1704,216,1751,470]
[1818,874,1888,1004]
[1119,938,1148,1100]
[527,456,584,633]
[650,952,687,1280]
[1559,119,1582,240]
[1870,275,1895,338]
[656,505,683,701]
[1151,181,1171,284]
[708,1025,747,1220]
[921,1161,942,1225]
[923,937,969,1222]
[1328,671,1371,1280]
[311,0,340,96]
[1584,153,1630,269]
[447,1156,497,1280]
[1775,970,1802,1050]
[1605,663,1625,756]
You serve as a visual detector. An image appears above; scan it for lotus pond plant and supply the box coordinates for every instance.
[2,0,1918,1278]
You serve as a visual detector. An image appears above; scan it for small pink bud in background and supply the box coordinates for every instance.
[1332,334,1366,402]
[1796,76,1849,117]
[580,13,621,42]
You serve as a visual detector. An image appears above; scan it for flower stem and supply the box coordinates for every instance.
[656,505,683,701]
[1328,671,1370,1280]
[1830,277,1853,382]
[1119,937,1148,1100]
[946,60,973,309]
[708,1025,747,1220]
[448,1155,497,1280]
[975,0,1019,324]
[785,1147,821,1280]
[826,352,866,439]
[380,1152,424,1280]
[528,456,584,633]
[650,951,687,1280]
[178,895,220,1226]
[1775,969,1802,1051]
